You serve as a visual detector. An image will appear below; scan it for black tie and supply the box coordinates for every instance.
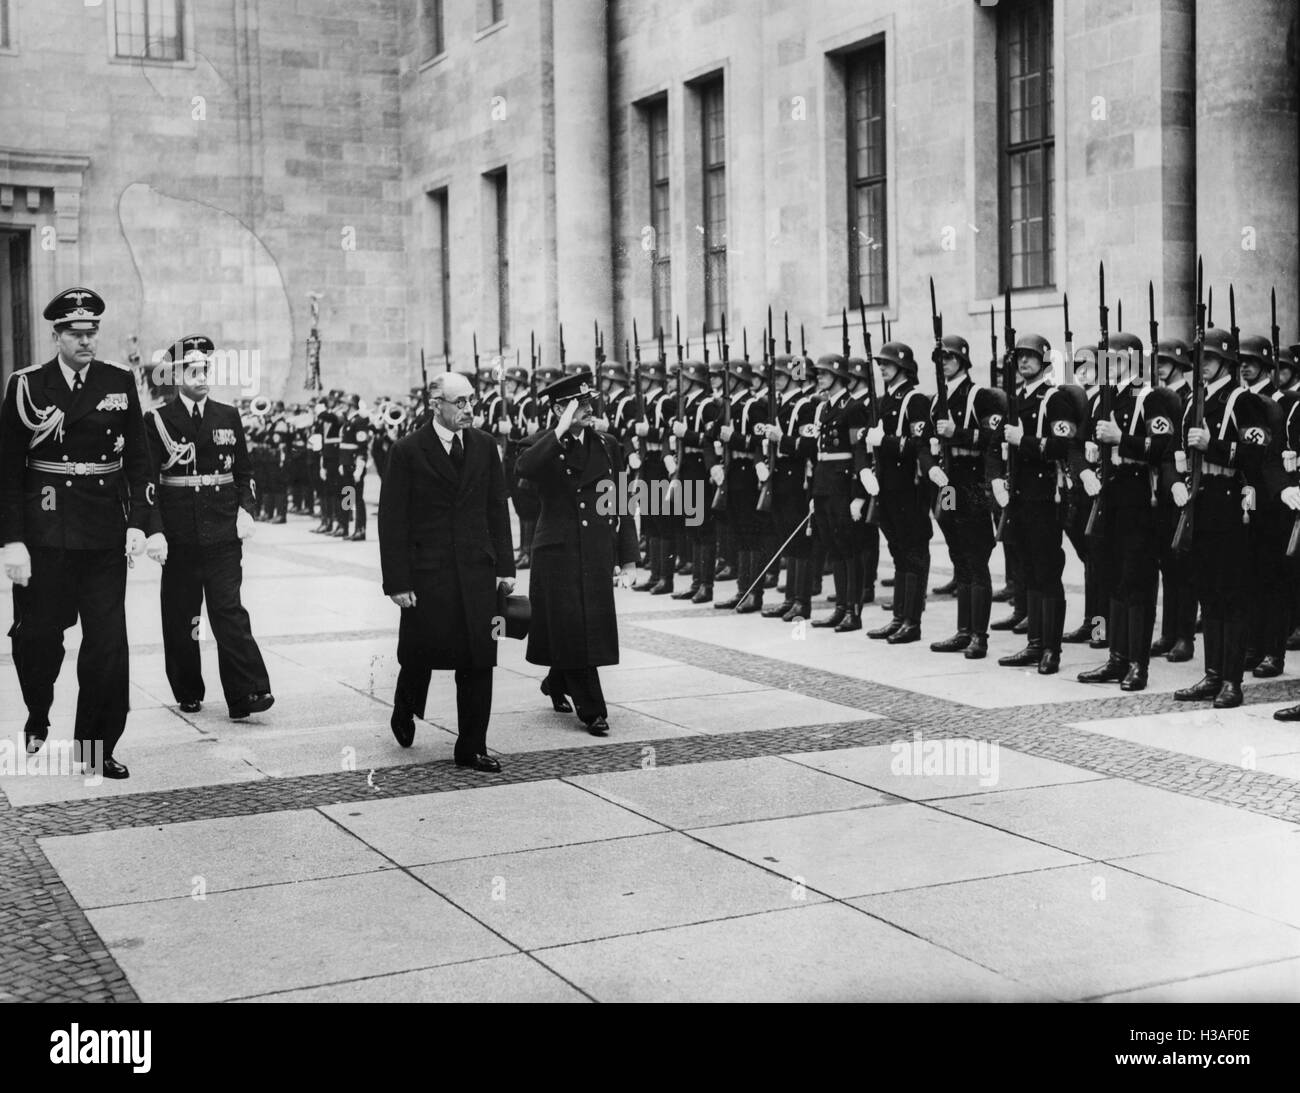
[192,404,202,429]
[72,371,84,393]
[450,432,464,470]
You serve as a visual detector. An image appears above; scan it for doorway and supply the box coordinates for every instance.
[0,228,33,388]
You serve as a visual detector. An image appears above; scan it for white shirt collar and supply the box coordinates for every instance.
[1165,374,1188,391]
[179,392,207,417]
[1207,374,1233,397]
[431,418,462,451]
[945,373,968,395]
[886,377,908,396]
[59,358,89,391]
[1247,376,1271,395]
[1023,375,1050,397]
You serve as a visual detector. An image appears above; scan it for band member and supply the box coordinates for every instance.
[336,394,370,541]
[1171,331,1271,709]
[0,288,160,778]
[379,371,515,770]
[146,336,275,720]
[994,333,1085,675]
[862,342,935,643]
[928,336,999,659]
[1076,334,1180,691]
[516,373,638,736]
[312,390,344,534]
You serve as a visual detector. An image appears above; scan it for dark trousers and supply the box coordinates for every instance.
[944,460,995,593]
[337,467,367,533]
[161,541,270,709]
[9,548,129,757]
[878,484,932,617]
[1191,480,1252,683]
[1156,503,1196,642]
[545,666,607,723]
[1101,499,1161,665]
[395,663,493,759]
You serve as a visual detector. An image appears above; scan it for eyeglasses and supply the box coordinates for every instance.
[436,396,477,410]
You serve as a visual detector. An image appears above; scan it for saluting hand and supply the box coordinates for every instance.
[390,591,416,609]
[555,398,579,438]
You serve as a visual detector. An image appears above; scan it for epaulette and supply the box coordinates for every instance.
[15,362,41,376]
[102,359,134,372]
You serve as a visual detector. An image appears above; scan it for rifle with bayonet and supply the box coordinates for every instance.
[420,347,430,424]
[990,304,998,389]
[1149,282,1159,389]
[671,318,683,483]
[929,278,950,519]
[758,308,776,513]
[1085,262,1112,537]
[1172,256,1206,552]
[559,324,566,367]
[995,289,1017,542]
[1063,293,1073,385]
[1231,284,1247,529]
[859,300,879,526]
[714,315,730,512]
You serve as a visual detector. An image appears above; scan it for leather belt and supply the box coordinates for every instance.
[339,443,360,451]
[731,454,755,462]
[817,452,852,462]
[1115,456,1147,467]
[27,458,123,476]
[950,447,980,458]
[323,437,341,445]
[644,443,663,451]
[1202,462,1235,477]
[161,472,235,487]
[683,445,703,454]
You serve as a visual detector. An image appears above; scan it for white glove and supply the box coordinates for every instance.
[497,420,510,436]
[755,461,770,483]
[865,423,885,449]
[146,533,168,564]
[634,421,650,437]
[1171,481,1190,508]
[663,454,678,477]
[1174,449,1188,473]
[936,419,955,438]
[764,423,783,442]
[526,419,539,436]
[593,417,609,433]
[320,466,327,482]
[1095,419,1122,445]
[719,424,734,442]
[1080,469,1102,498]
[2,541,31,586]
[672,420,687,438]
[710,464,725,486]
[992,478,1010,508]
[1283,449,1297,473]
[928,466,949,489]
[471,414,485,428]
[617,563,636,589]
[628,452,642,470]
[850,497,865,522]
[1085,441,1100,464]
[1281,485,1300,511]
[859,468,880,497]
[125,528,146,556]
[1242,485,1257,513]
[237,508,256,540]
[1187,426,1211,451]
[1004,424,1024,446]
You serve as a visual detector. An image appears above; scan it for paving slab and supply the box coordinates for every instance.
[244,953,589,1003]
[411,831,816,950]
[1070,703,1300,768]
[784,743,1107,800]
[620,688,880,734]
[471,707,695,754]
[932,778,1300,860]
[1098,957,1300,1003]
[40,808,391,908]
[536,902,1043,1002]
[322,780,665,865]
[692,801,1082,898]
[1108,830,1300,929]
[569,756,897,829]
[856,864,1300,1001]
[88,870,513,1002]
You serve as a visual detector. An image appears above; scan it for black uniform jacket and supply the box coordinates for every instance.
[516,428,638,668]
[146,397,254,545]
[0,357,155,550]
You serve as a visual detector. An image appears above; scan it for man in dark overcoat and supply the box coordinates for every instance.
[516,373,638,736]
[378,372,515,771]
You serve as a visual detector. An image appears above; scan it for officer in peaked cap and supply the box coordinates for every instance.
[861,341,935,643]
[516,372,638,736]
[146,334,274,720]
[0,288,161,778]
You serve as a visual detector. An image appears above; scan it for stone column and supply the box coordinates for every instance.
[551,0,612,357]
[1195,0,1298,327]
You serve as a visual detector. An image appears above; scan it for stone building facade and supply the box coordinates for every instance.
[1,0,1296,400]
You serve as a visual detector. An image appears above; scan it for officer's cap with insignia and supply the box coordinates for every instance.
[1237,334,1272,366]
[875,342,918,376]
[939,335,971,368]
[541,372,597,405]
[44,287,105,331]
[814,353,852,380]
[1156,339,1192,370]
[165,334,215,362]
